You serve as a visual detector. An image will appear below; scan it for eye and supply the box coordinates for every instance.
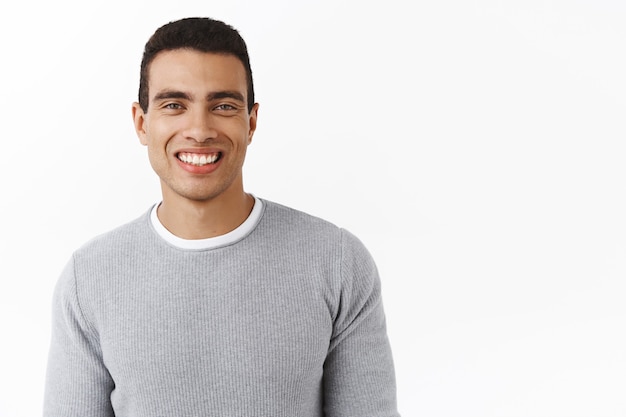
[164,103,183,110]
[214,103,237,111]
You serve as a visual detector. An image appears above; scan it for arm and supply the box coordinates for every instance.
[323,230,400,417]
[43,256,114,417]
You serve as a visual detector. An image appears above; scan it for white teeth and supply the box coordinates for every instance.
[178,152,219,166]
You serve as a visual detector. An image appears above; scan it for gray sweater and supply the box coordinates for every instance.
[44,199,399,416]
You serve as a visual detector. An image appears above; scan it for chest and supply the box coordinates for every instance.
[93,257,334,394]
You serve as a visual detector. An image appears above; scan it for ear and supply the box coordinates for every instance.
[247,103,259,144]
[132,102,149,146]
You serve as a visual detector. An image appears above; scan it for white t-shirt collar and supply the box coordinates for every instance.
[150,196,263,250]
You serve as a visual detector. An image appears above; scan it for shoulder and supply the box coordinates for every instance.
[72,208,154,263]
[259,199,342,237]
[258,199,355,255]
[258,199,372,261]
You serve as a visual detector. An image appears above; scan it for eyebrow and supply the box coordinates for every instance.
[153,90,191,102]
[206,91,245,103]
[152,90,245,103]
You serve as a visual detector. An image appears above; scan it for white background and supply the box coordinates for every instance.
[0,0,625,416]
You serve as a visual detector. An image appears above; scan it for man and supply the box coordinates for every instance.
[44,17,399,416]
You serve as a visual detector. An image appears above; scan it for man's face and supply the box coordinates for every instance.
[132,49,258,204]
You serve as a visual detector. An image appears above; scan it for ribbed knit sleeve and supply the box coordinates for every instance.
[323,229,400,417]
[43,256,115,417]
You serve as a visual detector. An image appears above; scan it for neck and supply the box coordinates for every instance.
[157,191,254,240]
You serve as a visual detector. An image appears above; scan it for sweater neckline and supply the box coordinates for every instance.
[149,196,264,250]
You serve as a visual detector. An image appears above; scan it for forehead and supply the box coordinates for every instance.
[148,49,248,98]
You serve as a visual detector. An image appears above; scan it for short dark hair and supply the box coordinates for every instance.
[138,17,255,112]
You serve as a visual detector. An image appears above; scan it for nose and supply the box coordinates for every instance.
[182,109,218,143]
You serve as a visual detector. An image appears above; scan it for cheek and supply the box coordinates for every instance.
[144,127,173,165]
[146,146,166,171]
[146,121,174,150]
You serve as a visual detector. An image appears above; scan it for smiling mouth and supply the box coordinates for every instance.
[177,152,222,166]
